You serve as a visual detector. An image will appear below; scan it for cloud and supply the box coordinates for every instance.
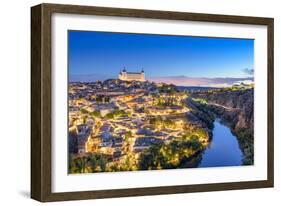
[243,68,254,75]
[147,76,254,87]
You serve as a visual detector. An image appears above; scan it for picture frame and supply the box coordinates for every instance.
[31,3,274,202]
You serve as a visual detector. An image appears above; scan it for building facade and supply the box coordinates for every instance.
[119,69,145,82]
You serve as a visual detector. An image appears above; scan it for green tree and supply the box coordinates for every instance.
[96,95,103,103]
[99,156,107,172]
[138,138,204,170]
[91,110,101,118]
[89,155,98,172]
[104,96,110,103]
[70,156,88,173]
[82,116,87,124]
[105,112,114,119]
[80,108,88,114]
[125,131,132,140]
[81,156,88,173]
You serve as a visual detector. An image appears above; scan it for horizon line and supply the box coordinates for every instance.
[69,74,254,79]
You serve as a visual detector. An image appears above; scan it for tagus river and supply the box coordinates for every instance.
[198,119,243,167]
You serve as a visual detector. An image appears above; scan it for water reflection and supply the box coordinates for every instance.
[198,119,243,168]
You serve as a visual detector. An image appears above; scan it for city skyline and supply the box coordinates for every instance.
[69,30,254,86]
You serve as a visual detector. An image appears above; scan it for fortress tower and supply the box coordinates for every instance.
[118,68,145,82]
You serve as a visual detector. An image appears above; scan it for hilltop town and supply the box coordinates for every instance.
[68,70,213,173]
[68,68,255,173]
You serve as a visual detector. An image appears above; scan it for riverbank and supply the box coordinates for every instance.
[198,119,243,167]
[189,88,254,165]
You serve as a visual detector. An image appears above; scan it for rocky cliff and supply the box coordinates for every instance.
[190,88,254,165]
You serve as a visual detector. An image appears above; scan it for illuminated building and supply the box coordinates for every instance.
[118,68,145,82]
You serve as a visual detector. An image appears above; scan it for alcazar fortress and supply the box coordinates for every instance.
[118,68,145,82]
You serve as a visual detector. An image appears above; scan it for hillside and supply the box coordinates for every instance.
[190,88,254,165]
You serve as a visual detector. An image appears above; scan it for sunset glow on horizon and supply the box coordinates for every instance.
[69,30,254,86]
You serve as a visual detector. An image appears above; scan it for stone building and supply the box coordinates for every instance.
[118,68,145,82]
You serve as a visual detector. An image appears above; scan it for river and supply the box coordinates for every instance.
[199,119,243,167]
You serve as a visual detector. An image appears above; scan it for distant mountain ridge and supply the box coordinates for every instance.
[147,76,253,87]
[70,74,253,87]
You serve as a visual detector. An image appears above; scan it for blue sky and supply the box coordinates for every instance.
[68,30,254,86]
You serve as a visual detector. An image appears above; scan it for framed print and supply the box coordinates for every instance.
[31,3,274,202]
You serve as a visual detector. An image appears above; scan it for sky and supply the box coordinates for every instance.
[68,30,254,86]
